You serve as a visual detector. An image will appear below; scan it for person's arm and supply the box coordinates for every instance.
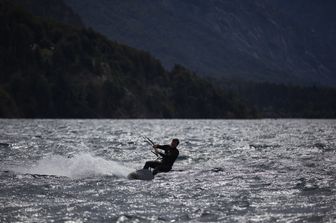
[154,145,170,151]
[153,145,169,157]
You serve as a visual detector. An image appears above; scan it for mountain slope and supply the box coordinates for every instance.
[66,0,336,86]
[0,0,253,118]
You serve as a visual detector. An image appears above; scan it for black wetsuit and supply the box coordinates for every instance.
[143,145,179,175]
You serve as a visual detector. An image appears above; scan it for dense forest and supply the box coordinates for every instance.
[0,0,254,118]
[12,0,84,27]
[219,80,336,118]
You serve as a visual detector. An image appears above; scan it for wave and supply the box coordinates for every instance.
[12,153,134,178]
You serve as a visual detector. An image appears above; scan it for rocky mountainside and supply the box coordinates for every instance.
[66,0,336,86]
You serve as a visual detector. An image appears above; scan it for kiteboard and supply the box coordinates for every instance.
[127,169,154,181]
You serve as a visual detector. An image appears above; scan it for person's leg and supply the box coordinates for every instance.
[153,165,172,175]
[143,161,161,169]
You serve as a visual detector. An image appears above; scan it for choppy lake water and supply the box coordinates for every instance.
[0,119,335,222]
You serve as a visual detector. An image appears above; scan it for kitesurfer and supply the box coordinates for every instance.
[143,138,179,175]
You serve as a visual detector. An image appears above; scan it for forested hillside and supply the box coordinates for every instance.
[0,0,254,118]
[12,0,83,27]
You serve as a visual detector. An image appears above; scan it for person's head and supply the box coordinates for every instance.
[171,138,179,148]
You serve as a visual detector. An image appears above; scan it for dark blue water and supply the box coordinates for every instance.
[0,119,335,222]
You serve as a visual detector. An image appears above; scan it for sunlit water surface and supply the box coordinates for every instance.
[0,119,335,222]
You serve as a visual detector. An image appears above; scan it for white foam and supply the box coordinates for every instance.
[13,153,134,178]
